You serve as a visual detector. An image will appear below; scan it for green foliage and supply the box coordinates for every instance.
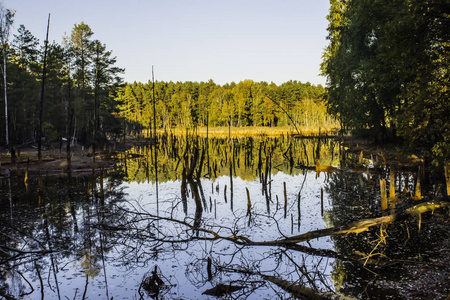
[42,121,58,143]
[0,15,123,147]
[115,80,335,133]
[322,0,450,164]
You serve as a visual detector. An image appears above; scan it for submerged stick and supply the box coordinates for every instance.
[380,179,388,210]
[283,181,287,219]
[297,191,301,230]
[218,263,357,300]
[389,167,396,200]
[446,164,450,196]
[224,184,227,203]
[413,178,424,200]
[246,187,251,216]
[320,188,323,216]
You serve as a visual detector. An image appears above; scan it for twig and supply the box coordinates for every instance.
[17,270,34,296]
[264,95,301,135]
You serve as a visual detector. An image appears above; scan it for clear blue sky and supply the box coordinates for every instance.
[6,0,330,86]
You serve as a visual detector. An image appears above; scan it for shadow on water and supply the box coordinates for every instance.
[0,134,448,299]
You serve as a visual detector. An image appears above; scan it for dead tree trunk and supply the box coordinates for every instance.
[38,14,50,162]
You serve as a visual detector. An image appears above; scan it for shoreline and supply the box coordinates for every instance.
[154,125,339,137]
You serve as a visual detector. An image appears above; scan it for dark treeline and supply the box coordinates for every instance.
[0,5,123,148]
[115,79,335,134]
[321,0,450,166]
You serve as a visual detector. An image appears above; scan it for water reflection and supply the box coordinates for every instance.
[0,170,125,298]
[0,135,447,299]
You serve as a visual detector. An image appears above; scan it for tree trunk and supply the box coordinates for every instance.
[38,14,50,162]
[3,47,8,145]
[66,55,73,171]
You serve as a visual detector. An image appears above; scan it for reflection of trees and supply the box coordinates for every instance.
[0,138,347,299]
[325,171,375,227]
[107,140,352,297]
[120,134,341,184]
[112,203,341,299]
[105,136,346,298]
[5,136,447,298]
[0,170,126,299]
[180,139,204,230]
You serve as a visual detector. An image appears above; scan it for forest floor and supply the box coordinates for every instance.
[340,136,425,168]
[0,142,122,176]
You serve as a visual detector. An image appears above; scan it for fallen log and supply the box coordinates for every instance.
[263,275,357,300]
[253,200,449,245]
[216,264,357,300]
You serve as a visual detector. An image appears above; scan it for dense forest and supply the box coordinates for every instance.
[321,0,449,166]
[115,80,332,133]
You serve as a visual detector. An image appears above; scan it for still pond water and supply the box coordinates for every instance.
[0,136,448,299]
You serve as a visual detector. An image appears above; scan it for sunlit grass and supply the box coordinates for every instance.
[154,125,339,137]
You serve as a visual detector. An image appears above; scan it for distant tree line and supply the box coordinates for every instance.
[321,0,450,165]
[115,80,334,134]
[0,3,123,148]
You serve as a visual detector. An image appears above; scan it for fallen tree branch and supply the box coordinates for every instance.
[216,264,357,300]
[118,200,449,266]
[257,200,449,245]
[263,274,357,300]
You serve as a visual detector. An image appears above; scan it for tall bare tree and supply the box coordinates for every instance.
[0,2,14,146]
[38,14,50,161]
